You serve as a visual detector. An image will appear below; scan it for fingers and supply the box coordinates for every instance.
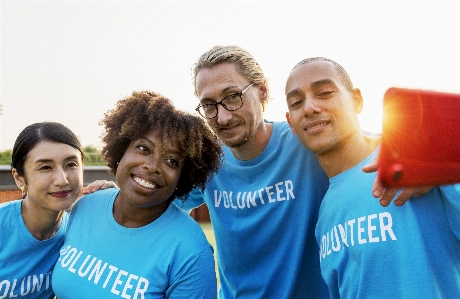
[412,186,433,197]
[399,186,432,203]
[378,186,433,207]
[362,156,379,173]
[381,188,410,207]
[82,180,116,194]
[370,176,406,207]
[101,181,118,189]
[377,187,398,207]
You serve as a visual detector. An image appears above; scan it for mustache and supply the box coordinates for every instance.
[213,120,244,130]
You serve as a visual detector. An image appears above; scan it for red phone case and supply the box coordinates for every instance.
[378,87,460,187]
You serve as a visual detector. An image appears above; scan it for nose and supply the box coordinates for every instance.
[303,97,321,116]
[216,104,232,125]
[54,167,69,186]
[143,155,161,174]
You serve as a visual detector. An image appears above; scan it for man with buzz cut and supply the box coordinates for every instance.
[285,57,460,298]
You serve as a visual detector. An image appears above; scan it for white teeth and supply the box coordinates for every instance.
[134,177,156,189]
[306,123,327,131]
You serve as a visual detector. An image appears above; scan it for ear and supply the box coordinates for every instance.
[285,112,296,134]
[12,168,25,189]
[353,88,364,114]
[257,83,268,103]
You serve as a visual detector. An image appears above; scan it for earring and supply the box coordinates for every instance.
[19,186,26,197]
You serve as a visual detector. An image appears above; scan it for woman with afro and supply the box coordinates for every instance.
[52,91,222,299]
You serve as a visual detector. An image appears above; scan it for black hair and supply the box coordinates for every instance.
[100,90,222,200]
[11,122,84,177]
[293,57,354,91]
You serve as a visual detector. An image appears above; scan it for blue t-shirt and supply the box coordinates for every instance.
[316,149,460,299]
[0,199,68,299]
[178,121,330,299]
[52,188,217,299]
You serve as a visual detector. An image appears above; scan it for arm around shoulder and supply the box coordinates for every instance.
[173,188,206,213]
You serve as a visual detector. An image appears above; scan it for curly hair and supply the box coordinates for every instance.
[192,45,270,109]
[100,91,222,200]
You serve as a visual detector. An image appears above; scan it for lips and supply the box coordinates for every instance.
[304,120,329,132]
[49,190,71,198]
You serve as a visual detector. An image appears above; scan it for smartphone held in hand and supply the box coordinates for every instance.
[379,87,460,187]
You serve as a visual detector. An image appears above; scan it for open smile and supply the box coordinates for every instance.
[304,121,329,132]
[134,176,160,189]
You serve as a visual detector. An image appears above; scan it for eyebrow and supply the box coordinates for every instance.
[200,85,239,103]
[286,79,337,100]
[286,88,302,100]
[35,155,80,164]
[311,79,336,88]
[136,137,183,157]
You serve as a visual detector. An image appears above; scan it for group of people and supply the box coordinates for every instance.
[1,45,459,299]
[1,93,222,298]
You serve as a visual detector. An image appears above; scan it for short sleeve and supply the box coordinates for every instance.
[440,184,460,239]
[173,188,205,212]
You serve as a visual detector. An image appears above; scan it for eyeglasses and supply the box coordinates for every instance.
[195,83,254,119]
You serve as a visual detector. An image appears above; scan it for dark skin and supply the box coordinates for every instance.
[100,91,222,200]
[113,130,184,228]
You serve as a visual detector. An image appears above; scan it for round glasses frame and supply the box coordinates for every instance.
[195,83,254,119]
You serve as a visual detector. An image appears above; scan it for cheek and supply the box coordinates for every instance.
[115,160,129,183]
[27,175,48,193]
[116,152,135,173]
[288,113,302,134]
[166,168,183,186]
[71,170,84,186]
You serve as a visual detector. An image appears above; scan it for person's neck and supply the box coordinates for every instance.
[317,129,380,178]
[113,193,170,228]
[21,199,64,241]
[230,122,273,161]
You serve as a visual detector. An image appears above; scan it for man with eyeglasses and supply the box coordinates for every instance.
[195,83,253,120]
[177,45,422,299]
[175,45,328,299]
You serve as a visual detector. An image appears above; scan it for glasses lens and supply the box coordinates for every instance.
[199,105,217,118]
[222,94,243,111]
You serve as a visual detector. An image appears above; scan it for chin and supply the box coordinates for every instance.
[300,139,326,155]
[222,136,250,148]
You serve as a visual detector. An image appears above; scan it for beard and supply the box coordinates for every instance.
[221,132,252,148]
[212,120,253,149]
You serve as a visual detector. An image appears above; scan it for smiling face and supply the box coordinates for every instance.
[195,62,266,149]
[115,129,184,210]
[285,61,363,156]
[13,141,83,212]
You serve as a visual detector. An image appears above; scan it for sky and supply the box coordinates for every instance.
[1,1,459,150]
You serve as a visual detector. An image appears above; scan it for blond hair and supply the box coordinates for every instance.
[192,45,270,109]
